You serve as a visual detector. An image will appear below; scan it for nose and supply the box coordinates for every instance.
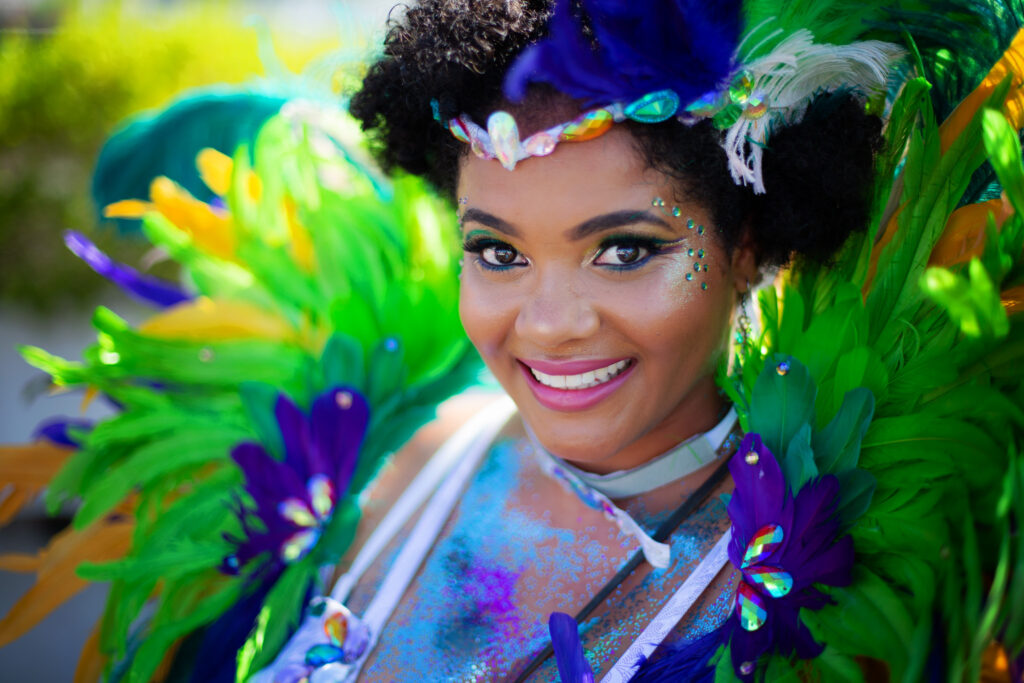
[514,270,600,347]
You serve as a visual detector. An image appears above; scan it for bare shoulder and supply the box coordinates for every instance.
[337,390,519,569]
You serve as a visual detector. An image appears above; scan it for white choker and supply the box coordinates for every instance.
[528,406,739,568]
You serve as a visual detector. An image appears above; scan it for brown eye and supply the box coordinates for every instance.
[594,241,652,267]
[479,243,527,268]
[615,245,640,264]
[493,246,518,264]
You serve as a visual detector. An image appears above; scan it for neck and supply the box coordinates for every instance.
[565,373,725,475]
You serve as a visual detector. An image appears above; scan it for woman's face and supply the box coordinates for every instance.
[457,126,750,472]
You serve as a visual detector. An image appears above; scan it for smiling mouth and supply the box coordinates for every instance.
[528,359,633,390]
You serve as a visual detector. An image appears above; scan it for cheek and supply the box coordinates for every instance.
[458,272,515,363]
[607,254,732,370]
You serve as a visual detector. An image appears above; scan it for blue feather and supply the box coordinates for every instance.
[631,628,722,683]
[505,0,741,106]
[549,612,595,683]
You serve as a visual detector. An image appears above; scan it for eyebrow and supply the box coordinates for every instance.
[565,210,673,241]
[460,207,673,240]
[460,208,521,238]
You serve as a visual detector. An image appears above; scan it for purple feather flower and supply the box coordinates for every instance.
[225,387,369,574]
[549,612,595,683]
[504,0,741,106]
[723,434,854,679]
[64,230,191,308]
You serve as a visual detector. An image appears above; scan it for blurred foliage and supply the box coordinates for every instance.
[0,3,338,312]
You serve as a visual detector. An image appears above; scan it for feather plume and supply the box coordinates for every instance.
[727,32,904,192]
[505,0,741,106]
[0,517,133,647]
[0,442,74,526]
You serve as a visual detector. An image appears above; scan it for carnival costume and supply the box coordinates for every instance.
[2,0,1024,681]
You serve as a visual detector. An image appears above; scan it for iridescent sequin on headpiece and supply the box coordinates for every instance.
[437,0,904,193]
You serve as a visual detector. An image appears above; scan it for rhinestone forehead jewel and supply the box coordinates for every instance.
[435,36,903,192]
[436,89,679,171]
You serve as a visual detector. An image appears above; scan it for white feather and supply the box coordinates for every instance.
[724,30,905,193]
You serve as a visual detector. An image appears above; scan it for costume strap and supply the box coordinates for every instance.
[330,393,514,603]
[343,396,516,681]
[601,531,732,683]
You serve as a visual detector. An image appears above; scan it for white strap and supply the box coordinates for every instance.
[330,394,512,602]
[600,530,732,683]
[343,396,516,682]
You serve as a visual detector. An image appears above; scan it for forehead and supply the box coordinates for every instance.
[456,127,680,230]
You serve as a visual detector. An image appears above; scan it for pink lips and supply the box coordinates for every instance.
[518,357,635,412]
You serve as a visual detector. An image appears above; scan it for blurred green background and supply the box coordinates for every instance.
[0,0,379,311]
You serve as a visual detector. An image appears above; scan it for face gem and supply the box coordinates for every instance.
[624,89,681,123]
[308,474,335,520]
[742,524,785,568]
[487,111,522,171]
[743,565,793,598]
[523,132,557,157]
[305,643,346,667]
[697,249,705,259]
[281,528,320,562]
[279,498,317,528]
[701,282,708,291]
[685,273,693,281]
[686,219,695,230]
[776,361,791,376]
[560,108,614,142]
[736,581,767,631]
[324,611,350,647]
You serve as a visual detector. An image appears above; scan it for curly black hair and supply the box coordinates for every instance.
[350,0,882,267]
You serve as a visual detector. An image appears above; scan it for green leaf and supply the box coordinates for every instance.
[834,468,877,529]
[813,387,875,474]
[981,106,1024,216]
[782,423,817,494]
[236,560,315,679]
[366,336,407,406]
[321,332,366,390]
[313,496,360,565]
[922,260,1009,338]
[749,355,817,457]
[75,427,248,527]
[239,381,285,459]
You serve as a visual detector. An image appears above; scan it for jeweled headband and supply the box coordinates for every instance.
[435,0,904,194]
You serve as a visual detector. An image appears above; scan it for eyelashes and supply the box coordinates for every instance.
[462,233,684,272]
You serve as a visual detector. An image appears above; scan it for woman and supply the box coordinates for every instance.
[1,0,1022,681]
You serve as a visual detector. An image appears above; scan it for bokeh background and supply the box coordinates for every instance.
[0,1,392,678]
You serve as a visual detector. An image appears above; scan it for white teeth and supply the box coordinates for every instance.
[529,360,631,390]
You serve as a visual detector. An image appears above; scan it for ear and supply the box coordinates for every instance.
[730,229,760,294]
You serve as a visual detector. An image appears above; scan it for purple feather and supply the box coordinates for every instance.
[32,417,93,448]
[226,387,370,574]
[504,0,741,106]
[549,613,595,683]
[631,629,719,682]
[63,230,191,308]
[651,434,856,681]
